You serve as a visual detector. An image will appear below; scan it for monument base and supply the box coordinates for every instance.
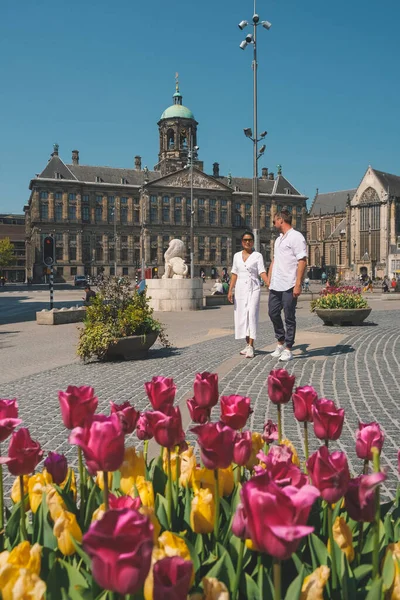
[146,278,203,311]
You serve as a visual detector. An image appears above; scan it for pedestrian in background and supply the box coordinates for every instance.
[228,231,269,359]
[266,207,307,362]
[83,285,96,306]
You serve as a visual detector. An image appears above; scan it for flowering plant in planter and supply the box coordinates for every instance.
[0,371,398,599]
[77,277,169,361]
[311,285,369,311]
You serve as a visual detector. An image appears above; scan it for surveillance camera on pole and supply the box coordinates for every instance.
[239,40,248,50]
[238,20,248,30]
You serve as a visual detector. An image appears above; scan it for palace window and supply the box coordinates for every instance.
[151,195,157,204]
[163,207,170,223]
[221,210,227,225]
[68,193,76,201]
[121,197,128,204]
[324,222,331,237]
[55,192,62,200]
[150,207,158,223]
[210,210,216,225]
[82,206,90,222]
[82,195,89,202]
[40,191,48,199]
[40,203,48,220]
[134,209,140,224]
[175,208,182,224]
[121,207,128,224]
[163,196,170,204]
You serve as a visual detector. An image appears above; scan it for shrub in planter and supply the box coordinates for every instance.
[77,277,169,361]
[311,285,369,311]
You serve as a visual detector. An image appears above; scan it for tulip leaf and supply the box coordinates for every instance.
[38,494,58,551]
[382,549,394,592]
[219,497,231,521]
[175,533,200,574]
[155,493,169,530]
[384,511,394,544]
[204,548,236,590]
[83,480,101,530]
[5,501,23,545]
[380,500,394,519]
[59,559,90,599]
[53,483,79,517]
[46,559,68,600]
[362,522,385,554]
[183,485,192,530]
[364,577,383,599]
[341,553,356,600]
[242,573,260,600]
[284,566,304,600]
[309,533,328,571]
[292,552,308,574]
[71,536,92,571]
[149,456,167,497]
[231,482,242,512]
[353,564,372,583]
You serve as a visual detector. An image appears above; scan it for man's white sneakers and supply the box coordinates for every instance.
[279,348,293,362]
[245,345,255,358]
[240,344,250,355]
[270,344,285,358]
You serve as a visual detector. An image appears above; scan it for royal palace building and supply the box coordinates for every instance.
[25,83,307,282]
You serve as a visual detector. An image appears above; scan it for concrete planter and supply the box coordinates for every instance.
[105,331,158,360]
[315,308,372,326]
[37,307,86,325]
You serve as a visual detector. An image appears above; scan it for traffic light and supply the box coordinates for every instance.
[43,236,55,266]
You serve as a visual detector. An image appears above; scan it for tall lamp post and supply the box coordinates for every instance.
[113,207,117,277]
[186,141,199,278]
[239,2,271,253]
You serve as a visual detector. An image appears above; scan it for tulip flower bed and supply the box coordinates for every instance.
[311,285,369,311]
[0,370,399,600]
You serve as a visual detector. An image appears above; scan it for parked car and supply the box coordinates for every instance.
[74,275,87,287]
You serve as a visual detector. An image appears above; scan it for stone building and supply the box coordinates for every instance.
[0,214,26,282]
[306,166,400,279]
[25,83,307,282]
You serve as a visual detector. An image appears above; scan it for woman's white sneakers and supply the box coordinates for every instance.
[240,344,250,355]
[245,346,255,358]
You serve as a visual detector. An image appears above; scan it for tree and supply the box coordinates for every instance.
[0,238,14,275]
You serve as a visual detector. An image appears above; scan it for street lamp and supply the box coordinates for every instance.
[111,207,117,277]
[238,1,271,253]
[185,141,199,279]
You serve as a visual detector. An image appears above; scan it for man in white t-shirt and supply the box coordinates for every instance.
[266,207,307,362]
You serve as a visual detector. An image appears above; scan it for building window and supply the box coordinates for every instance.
[68,193,76,201]
[122,267,129,275]
[245,215,251,227]
[329,246,336,266]
[108,196,115,204]
[121,248,128,262]
[40,191,48,199]
[150,207,158,223]
[69,246,77,261]
[210,249,216,261]
[121,235,128,243]
[96,195,103,204]
[68,205,76,221]
[56,267,64,277]
[163,207,170,223]
[221,199,227,207]
[121,197,128,204]
[198,248,205,260]
[82,195,89,202]
[311,223,317,241]
[71,267,77,276]
[134,209,140,224]
[199,198,205,205]
[40,203,48,220]
[175,197,181,204]
[108,207,115,223]
[55,192,62,200]
[55,247,63,261]
[96,206,102,222]
[221,210,227,225]
[163,196,170,204]
[314,247,321,266]
[151,195,157,204]
[199,208,205,224]
[121,207,128,224]
[175,208,181,224]
[210,210,216,225]
[210,199,216,207]
[83,244,91,262]
[96,246,103,261]
[221,249,227,262]
[235,214,242,227]
[109,247,115,262]
[324,222,331,237]
[82,206,90,222]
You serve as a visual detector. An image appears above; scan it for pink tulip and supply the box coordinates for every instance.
[69,414,125,476]
[312,399,344,441]
[0,399,22,442]
[262,420,279,444]
[355,422,384,461]
[186,398,211,424]
[136,412,153,441]
[193,372,219,408]
[152,556,193,600]
[220,395,252,430]
[267,369,296,405]
[44,452,68,484]
[0,428,43,476]
[144,377,176,411]
[109,494,141,511]
[307,446,350,503]
[191,421,236,469]
[240,471,320,560]
[292,386,318,422]
[233,431,253,466]
[146,406,185,448]
[344,472,386,522]
[232,503,249,539]
[83,508,153,594]
[255,445,307,488]
[58,385,98,430]
[110,401,140,435]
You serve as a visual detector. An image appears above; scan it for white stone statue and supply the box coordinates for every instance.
[162,239,189,279]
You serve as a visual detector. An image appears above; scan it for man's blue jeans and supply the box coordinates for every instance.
[268,288,297,348]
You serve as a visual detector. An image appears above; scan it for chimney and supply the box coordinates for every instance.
[72,150,79,165]
[213,162,220,177]
[261,167,268,179]
[135,155,142,170]
[268,172,275,180]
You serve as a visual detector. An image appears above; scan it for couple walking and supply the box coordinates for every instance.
[227,207,307,362]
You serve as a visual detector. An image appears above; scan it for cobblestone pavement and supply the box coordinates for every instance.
[1,308,400,499]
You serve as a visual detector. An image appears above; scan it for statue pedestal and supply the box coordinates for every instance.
[146,278,203,311]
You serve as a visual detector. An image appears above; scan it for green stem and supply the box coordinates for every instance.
[263,442,270,455]
[303,421,309,461]
[19,475,28,540]
[175,449,180,508]
[234,464,240,484]
[103,471,109,511]
[166,448,172,529]
[363,459,369,475]
[214,469,220,540]
[277,404,282,443]
[78,447,85,518]
[328,504,338,592]
[273,559,282,600]
[257,554,263,599]
[232,538,245,600]
[159,445,164,459]
[357,521,364,566]
[372,447,381,579]
[143,439,149,467]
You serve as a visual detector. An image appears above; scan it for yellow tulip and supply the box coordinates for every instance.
[191,466,234,498]
[144,548,167,600]
[28,474,53,514]
[134,476,154,508]
[95,471,113,492]
[6,541,42,576]
[60,468,77,499]
[203,577,230,600]
[11,476,30,510]
[327,517,354,563]
[163,446,197,487]
[120,447,146,494]
[53,510,82,556]
[300,565,330,600]
[158,531,191,561]
[190,488,215,534]
[46,487,66,522]
[383,544,400,600]
[140,506,161,543]
[245,432,263,470]
[92,504,106,522]
[245,538,257,551]
[281,438,300,466]
[0,564,46,600]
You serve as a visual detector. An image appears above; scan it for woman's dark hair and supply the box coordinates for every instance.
[241,231,254,241]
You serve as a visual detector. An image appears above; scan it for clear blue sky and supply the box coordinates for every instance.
[1,0,399,214]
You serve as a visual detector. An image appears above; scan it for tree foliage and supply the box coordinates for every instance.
[0,238,14,270]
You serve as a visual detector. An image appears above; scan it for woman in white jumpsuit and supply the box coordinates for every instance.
[228,231,269,358]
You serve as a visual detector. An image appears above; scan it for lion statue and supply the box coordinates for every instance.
[162,239,189,279]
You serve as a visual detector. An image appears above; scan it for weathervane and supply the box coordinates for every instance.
[175,72,179,91]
